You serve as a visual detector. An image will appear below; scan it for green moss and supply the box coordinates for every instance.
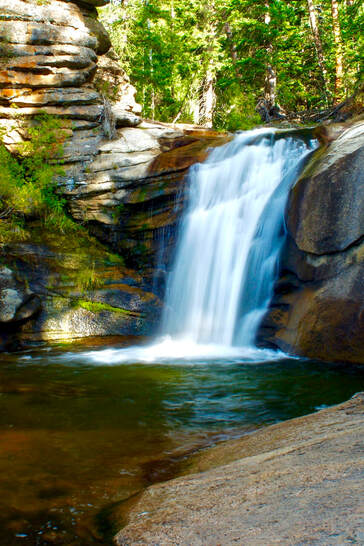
[0,42,15,58]
[134,242,149,255]
[138,186,148,201]
[74,299,141,317]
[15,223,126,295]
[111,203,126,222]
[104,252,125,266]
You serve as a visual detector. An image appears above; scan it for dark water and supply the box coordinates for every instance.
[0,341,363,545]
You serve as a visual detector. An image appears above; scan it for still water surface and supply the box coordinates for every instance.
[1,340,363,544]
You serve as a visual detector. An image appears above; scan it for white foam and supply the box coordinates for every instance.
[62,336,286,365]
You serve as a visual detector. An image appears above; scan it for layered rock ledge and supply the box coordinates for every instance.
[0,0,108,159]
[115,392,364,545]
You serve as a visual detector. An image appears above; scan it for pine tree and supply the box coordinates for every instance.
[306,0,329,104]
[331,0,344,102]
[98,0,363,126]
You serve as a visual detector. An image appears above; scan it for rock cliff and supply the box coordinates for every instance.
[0,0,109,160]
[0,0,228,347]
[259,120,364,364]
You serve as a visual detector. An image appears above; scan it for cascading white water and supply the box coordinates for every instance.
[79,129,317,364]
[161,129,315,347]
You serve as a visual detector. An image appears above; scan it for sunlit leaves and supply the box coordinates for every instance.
[99,0,362,125]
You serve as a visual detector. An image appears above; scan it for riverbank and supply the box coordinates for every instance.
[116,391,364,545]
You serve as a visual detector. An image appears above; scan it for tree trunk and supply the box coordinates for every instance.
[144,0,155,119]
[264,63,277,108]
[199,70,216,128]
[331,0,344,102]
[224,22,243,81]
[306,0,329,104]
[198,2,217,127]
[263,3,277,112]
[191,97,200,125]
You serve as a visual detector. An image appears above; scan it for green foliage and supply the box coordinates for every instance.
[111,202,126,223]
[100,0,222,123]
[0,114,78,245]
[214,86,261,130]
[99,0,363,127]
[94,78,119,102]
[73,299,141,317]
[0,216,28,246]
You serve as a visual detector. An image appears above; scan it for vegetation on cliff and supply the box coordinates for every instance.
[100,0,363,129]
[0,114,78,245]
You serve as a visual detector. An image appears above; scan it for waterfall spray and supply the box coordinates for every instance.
[82,129,316,364]
[162,129,315,347]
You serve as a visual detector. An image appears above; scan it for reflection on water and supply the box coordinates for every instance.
[0,341,363,544]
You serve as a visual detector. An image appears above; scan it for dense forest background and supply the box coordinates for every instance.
[99,0,362,129]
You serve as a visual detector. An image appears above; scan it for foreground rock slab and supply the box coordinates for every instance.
[115,392,364,545]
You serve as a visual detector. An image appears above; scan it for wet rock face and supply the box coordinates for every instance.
[2,230,161,346]
[0,266,41,350]
[259,121,364,364]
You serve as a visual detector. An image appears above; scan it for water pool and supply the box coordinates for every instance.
[0,340,363,544]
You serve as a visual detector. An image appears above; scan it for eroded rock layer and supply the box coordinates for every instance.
[0,0,109,167]
[0,0,143,160]
[62,124,230,280]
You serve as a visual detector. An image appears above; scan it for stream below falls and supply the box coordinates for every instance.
[0,343,363,544]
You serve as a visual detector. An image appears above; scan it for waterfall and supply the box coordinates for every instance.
[81,129,317,364]
[161,129,315,347]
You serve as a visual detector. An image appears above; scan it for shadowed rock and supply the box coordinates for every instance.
[288,122,364,254]
[258,120,364,364]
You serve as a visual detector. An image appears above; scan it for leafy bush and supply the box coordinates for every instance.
[214,88,261,131]
[0,114,78,245]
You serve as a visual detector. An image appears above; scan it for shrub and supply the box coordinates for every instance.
[0,114,78,245]
[214,89,261,131]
